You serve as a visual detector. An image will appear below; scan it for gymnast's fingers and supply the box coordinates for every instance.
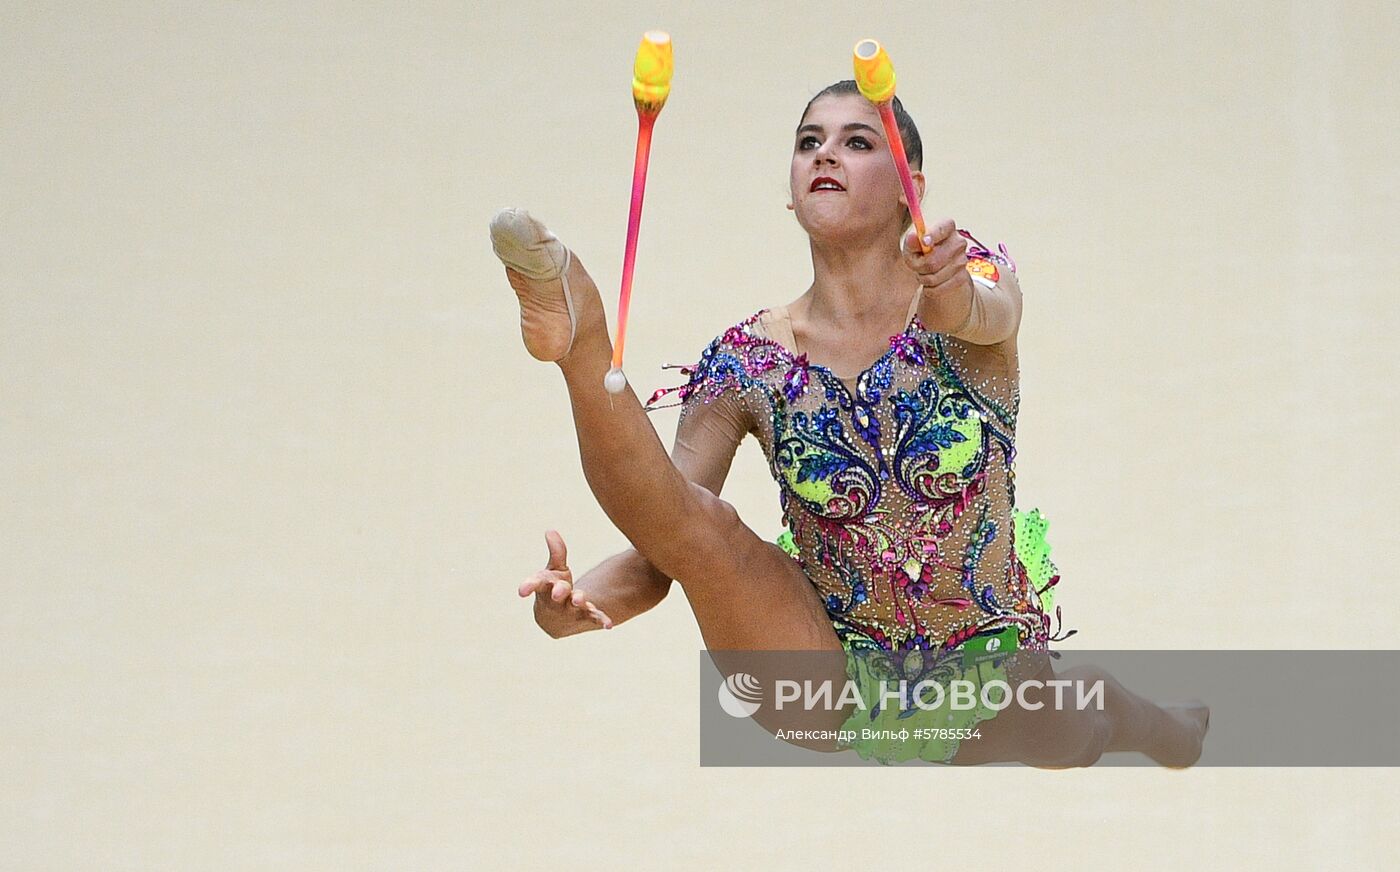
[903,227,962,276]
[567,588,613,628]
[901,228,933,269]
[569,589,597,616]
[549,577,574,602]
[901,227,921,254]
[919,255,970,291]
[518,574,548,598]
[587,604,614,629]
[928,217,957,244]
[518,569,568,598]
[544,529,570,573]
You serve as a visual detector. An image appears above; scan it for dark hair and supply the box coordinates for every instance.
[799,80,923,226]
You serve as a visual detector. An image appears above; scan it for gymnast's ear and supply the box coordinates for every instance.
[899,170,926,208]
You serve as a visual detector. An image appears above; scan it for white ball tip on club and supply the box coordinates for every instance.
[603,368,628,395]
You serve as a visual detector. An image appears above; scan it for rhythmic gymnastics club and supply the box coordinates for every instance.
[604,31,673,395]
[852,38,931,255]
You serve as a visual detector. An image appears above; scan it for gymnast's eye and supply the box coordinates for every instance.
[798,135,821,150]
[848,137,872,150]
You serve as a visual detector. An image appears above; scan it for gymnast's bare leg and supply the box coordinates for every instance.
[948,661,1209,769]
[494,212,837,659]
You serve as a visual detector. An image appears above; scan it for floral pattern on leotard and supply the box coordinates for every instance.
[644,251,1074,687]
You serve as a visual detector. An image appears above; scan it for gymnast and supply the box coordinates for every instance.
[491,66,1208,767]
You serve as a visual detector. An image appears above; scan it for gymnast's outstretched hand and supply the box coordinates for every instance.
[518,529,614,636]
[900,217,970,297]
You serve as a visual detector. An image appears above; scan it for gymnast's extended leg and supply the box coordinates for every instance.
[493,209,858,746]
[492,210,839,656]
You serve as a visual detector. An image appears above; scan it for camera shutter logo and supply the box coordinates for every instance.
[718,672,762,718]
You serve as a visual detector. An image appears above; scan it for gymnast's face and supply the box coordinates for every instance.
[789,92,919,242]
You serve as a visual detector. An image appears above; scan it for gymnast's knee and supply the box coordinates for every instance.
[1012,701,1111,769]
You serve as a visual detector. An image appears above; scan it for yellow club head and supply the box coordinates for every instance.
[632,30,673,115]
[852,38,896,104]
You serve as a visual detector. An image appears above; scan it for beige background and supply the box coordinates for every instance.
[4,1,1398,868]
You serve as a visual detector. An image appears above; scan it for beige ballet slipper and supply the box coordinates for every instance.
[489,207,577,360]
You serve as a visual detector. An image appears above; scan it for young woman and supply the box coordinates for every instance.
[494,81,1208,767]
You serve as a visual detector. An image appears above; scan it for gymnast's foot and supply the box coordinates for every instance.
[1148,700,1210,769]
[489,207,605,363]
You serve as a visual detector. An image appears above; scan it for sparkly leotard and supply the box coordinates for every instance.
[646,232,1075,763]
